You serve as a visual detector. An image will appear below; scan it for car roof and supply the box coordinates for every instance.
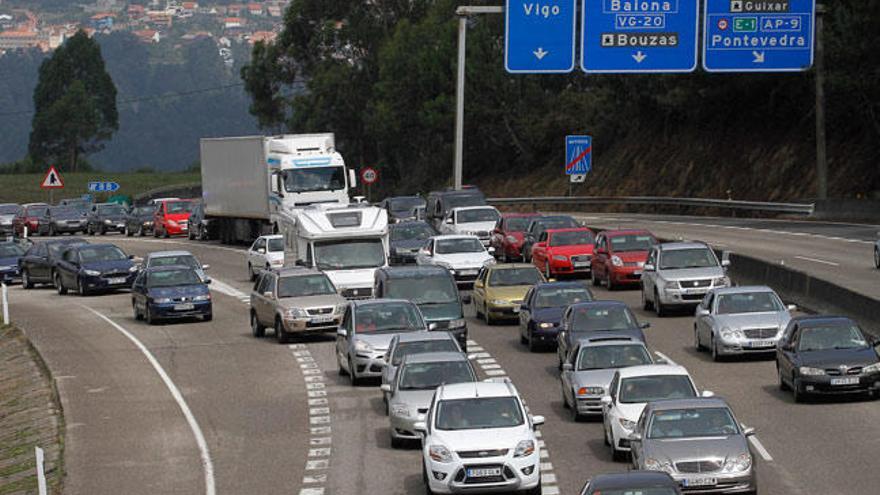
[395,332,457,343]
[258,234,284,240]
[616,364,691,379]
[147,250,194,258]
[710,285,776,295]
[646,397,730,411]
[402,351,468,365]
[437,380,517,401]
[569,300,629,309]
[534,281,589,290]
[430,234,481,241]
[532,215,575,222]
[790,315,855,326]
[42,237,87,245]
[602,229,655,237]
[574,336,642,347]
[351,298,416,308]
[657,241,710,251]
[77,243,121,250]
[22,202,49,208]
[379,265,450,278]
[502,212,540,218]
[390,220,431,228]
[545,227,592,234]
[272,267,325,277]
[488,263,536,271]
[450,205,497,212]
[588,471,678,490]
[144,264,197,273]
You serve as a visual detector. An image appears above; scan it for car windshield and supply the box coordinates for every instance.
[659,248,718,269]
[489,267,542,287]
[97,205,126,215]
[550,230,594,247]
[278,274,336,298]
[267,238,285,252]
[609,234,656,252]
[571,305,636,331]
[49,241,83,256]
[50,207,79,217]
[391,223,434,242]
[283,166,345,193]
[398,361,475,390]
[648,407,739,439]
[534,287,593,308]
[78,245,127,262]
[503,217,533,232]
[798,324,868,351]
[436,397,524,431]
[536,217,578,231]
[443,193,484,210]
[577,344,652,371]
[391,340,461,366]
[389,197,424,213]
[315,239,384,270]
[619,375,697,404]
[456,208,499,223]
[0,244,25,257]
[27,206,49,216]
[591,489,678,495]
[0,205,20,214]
[165,201,193,214]
[355,302,423,333]
[716,292,783,314]
[435,238,484,254]
[387,277,458,304]
[148,269,202,288]
[149,255,199,269]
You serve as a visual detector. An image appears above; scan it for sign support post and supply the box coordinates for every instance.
[814,3,827,200]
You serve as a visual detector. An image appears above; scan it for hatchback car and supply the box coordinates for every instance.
[247,234,285,280]
[521,215,580,262]
[531,227,596,279]
[641,242,731,317]
[578,471,682,495]
[472,264,545,325]
[416,235,495,286]
[54,243,138,295]
[19,238,88,289]
[518,281,593,351]
[776,315,880,402]
[143,250,210,283]
[131,266,212,324]
[86,203,128,235]
[389,221,436,265]
[124,205,156,236]
[557,301,649,368]
[0,241,25,283]
[382,332,463,407]
[153,199,195,237]
[630,398,757,494]
[489,213,541,262]
[13,203,49,237]
[336,299,428,385]
[44,206,88,236]
[591,230,657,290]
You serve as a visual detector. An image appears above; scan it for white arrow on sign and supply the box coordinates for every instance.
[632,51,647,63]
[533,47,549,60]
[752,51,765,63]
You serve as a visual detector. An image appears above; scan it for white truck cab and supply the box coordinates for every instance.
[267,134,356,211]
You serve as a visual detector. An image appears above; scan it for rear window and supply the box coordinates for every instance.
[392,340,460,365]
[549,230,594,247]
[619,375,697,404]
[571,305,636,331]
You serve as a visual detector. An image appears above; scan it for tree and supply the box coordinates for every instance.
[28,30,118,172]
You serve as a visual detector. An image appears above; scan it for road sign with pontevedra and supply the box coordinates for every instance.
[505,0,578,73]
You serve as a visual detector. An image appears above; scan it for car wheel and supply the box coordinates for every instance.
[499,249,507,263]
[125,225,131,237]
[349,358,360,386]
[188,229,195,240]
[98,225,105,235]
[275,318,288,344]
[777,365,790,391]
[133,301,142,321]
[528,331,538,353]
[54,273,67,295]
[145,307,155,325]
[544,262,551,280]
[570,401,582,422]
[483,304,493,325]
[22,270,33,290]
[203,312,212,322]
[390,435,404,449]
[792,378,805,403]
[87,224,94,236]
[520,330,528,345]
[48,225,56,236]
[694,326,702,351]
[654,291,666,317]
[523,480,541,495]
[591,268,600,286]
[164,229,170,239]
[612,443,627,462]
[77,278,89,296]
[711,336,722,362]
[153,227,160,238]
[250,312,265,338]
[605,272,615,291]
[248,263,256,282]
[641,286,653,311]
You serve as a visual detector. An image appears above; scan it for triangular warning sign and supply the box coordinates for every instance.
[40,166,64,189]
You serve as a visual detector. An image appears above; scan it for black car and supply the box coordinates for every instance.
[425,188,486,231]
[54,243,138,295]
[19,238,89,289]
[0,203,21,236]
[556,300,649,368]
[0,241,26,283]
[86,203,128,235]
[521,215,580,261]
[519,281,593,352]
[45,206,88,236]
[776,315,880,402]
[124,205,156,237]
[380,196,426,223]
[132,266,212,324]
[578,471,682,495]
[388,221,436,264]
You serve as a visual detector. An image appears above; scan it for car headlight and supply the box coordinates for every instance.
[154,297,172,303]
[538,322,554,329]
[0,265,15,271]
[611,255,623,267]
[799,366,826,376]
[428,445,452,463]
[863,362,880,374]
[167,220,178,227]
[129,265,139,272]
[285,307,308,319]
[577,386,604,396]
[658,279,679,290]
[193,294,211,301]
[390,404,410,418]
[724,453,752,472]
[84,269,101,276]
[552,255,568,262]
[720,327,744,340]
[334,303,347,314]
[103,219,113,224]
[714,276,731,287]
[448,318,466,329]
[513,439,535,458]
[618,418,637,430]
[354,340,374,353]
[644,457,674,474]
[490,299,509,305]
[144,221,153,226]
[505,235,518,243]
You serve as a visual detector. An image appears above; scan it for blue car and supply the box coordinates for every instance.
[518,281,594,352]
[131,266,212,324]
[54,243,138,295]
[0,241,26,283]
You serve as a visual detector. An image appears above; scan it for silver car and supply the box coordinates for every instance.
[694,286,795,360]
[381,351,476,448]
[143,250,210,283]
[641,242,731,317]
[631,398,757,494]
[336,299,428,385]
[381,332,463,410]
[560,336,654,421]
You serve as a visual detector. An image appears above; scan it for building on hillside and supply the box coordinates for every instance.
[127,4,146,20]
[181,30,212,42]
[181,2,198,14]
[267,5,282,17]
[0,29,40,51]
[247,3,263,16]
[224,17,243,29]
[133,29,161,44]
[90,13,115,31]
[227,4,244,16]
[248,30,276,44]
[145,11,173,29]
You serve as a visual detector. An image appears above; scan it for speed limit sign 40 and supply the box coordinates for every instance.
[361,167,378,185]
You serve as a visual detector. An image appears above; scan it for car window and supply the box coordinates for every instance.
[503,217,531,232]
[535,286,592,308]
[78,245,127,262]
[278,274,336,298]
[576,344,652,371]
[659,248,718,270]
[386,276,457,304]
[646,249,657,267]
[571,305,636,331]
[0,243,25,257]
[435,238,484,254]
[390,223,435,241]
[647,407,739,439]
[267,238,285,252]
[488,267,542,287]
[619,375,697,404]
[147,269,201,287]
[391,340,461,366]
[165,201,194,214]
[549,230,594,247]
[354,302,424,333]
[253,239,265,251]
[456,208,499,223]
[715,292,782,314]
[797,324,868,351]
[398,361,475,390]
[257,274,274,294]
[436,397,524,430]
[150,255,199,269]
[609,234,656,252]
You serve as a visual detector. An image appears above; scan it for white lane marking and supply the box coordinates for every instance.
[542,486,560,495]
[82,306,215,495]
[793,255,840,267]
[209,278,250,301]
[654,351,677,366]
[484,369,507,376]
[749,435,774,461]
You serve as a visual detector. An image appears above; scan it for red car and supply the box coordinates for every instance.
[490,212,540,262]
[591,229,657,289]
[13,203,50,236]
[530,227,596,278]
[153,199,195,237]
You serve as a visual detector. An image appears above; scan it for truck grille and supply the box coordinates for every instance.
[680,279,712,288]
[457,449,508,459]
[307,307,334,315]
[676,460,722,473]
[743,327,777,339]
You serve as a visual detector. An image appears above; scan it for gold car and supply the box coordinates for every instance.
[472,263,545,324]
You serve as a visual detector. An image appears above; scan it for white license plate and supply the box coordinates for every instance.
[683,288,706,295]
[748,340,776,348]
[108,277,127,284]
[511,307,520,313]
[311,316,334,324]
[683,477,717,487]
[460,270,477,276]
[831,377,859,386]
[467,467,502,478]
[573,261,591,268]
[633,270,642,276]
[174,303,195,311]
[181,225,188,230]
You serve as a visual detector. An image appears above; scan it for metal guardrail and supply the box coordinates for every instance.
[486,196,815,215]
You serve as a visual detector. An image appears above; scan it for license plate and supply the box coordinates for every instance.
[511,307,520,313]
[831,377,859,386]
[108,277,127,284]
[311,316,334,324]
[683,288,706,295]
[174,303,195,311]
[748,340,776,348]
[573,261,591,268]
[683,477,717,487]
[466,467,502,478]
[633,270,642,276]
[460,270,477,276]
[181,225,188,230]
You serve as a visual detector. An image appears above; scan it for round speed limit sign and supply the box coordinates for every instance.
[361,167,378,185]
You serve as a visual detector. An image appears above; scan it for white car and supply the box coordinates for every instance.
[415,380,544,495]
[439,206,501,246]
[247,234,285,281]
[416,234,495,286]
[601,364,711,461]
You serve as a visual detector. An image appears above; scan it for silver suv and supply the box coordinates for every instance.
[641,242,730,316]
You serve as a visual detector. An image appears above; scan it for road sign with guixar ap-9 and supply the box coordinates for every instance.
[565,136,592,175]
[505,0,577,73]
[703,0,815,72]
[581,0,700,73]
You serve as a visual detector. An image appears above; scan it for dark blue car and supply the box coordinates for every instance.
[0,241,26,283]
[556,300,649,368]
[131,266,212,325]
[578,471,681,495]
[388,221,436,265]
[54,243,138,295]
[518,281,593,352]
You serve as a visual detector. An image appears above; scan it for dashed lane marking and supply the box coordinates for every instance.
[749,435,774,462]
[654,351,677,366]
[794,255,840,267]
[290,343,333,495]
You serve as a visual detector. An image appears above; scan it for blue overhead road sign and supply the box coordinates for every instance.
[703,0,815,72]
[565,135,592,175]
[505,0,577,73]
[581,0,700,73]
[88,181,119,193]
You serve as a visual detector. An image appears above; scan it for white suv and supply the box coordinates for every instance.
[247,234,285,281]
[415,380,544,495]
[439,206,501,246]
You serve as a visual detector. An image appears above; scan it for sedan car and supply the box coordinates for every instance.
[518,281,593,352]
[0,241,26,283]
[124,205,156,236]
[13,203,49,237]
[54,243,138,295]
[438,206,501,246]
[143,250,210,283]
[336,299,428,385]
[389,221,436,264]
[489,212,540,262]
[44,206,88,236]
[630,398,757,494]
[557,301,650,368]
[382,332,463,408]
[0,203,21,236]
[19,238,88,289]
[695,286,795,360]
[131,266,212,324]
[416,235,495,286]
[578,471,682,495]
[472,263,545,325]
[382,351,476,448]
[591,230,657,290]
[86,203,128,235]
[641,242,731,317]
[776,315,880,402]
[521,215,580,262]
[531,227,596,279]
[153,199,195,237]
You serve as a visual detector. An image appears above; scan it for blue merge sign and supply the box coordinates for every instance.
[505,0,577,73]
[703,0,815,72]
[565,135,592,175]
[581,0,699,73]
[88,181,120,193]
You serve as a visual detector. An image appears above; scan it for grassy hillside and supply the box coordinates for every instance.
[0,172,200,205]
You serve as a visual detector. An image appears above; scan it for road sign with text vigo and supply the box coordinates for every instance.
[581,0,700,73]
[703,0,815,72]
[505,0,577,73]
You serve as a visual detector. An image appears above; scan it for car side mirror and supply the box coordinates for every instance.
[562,363,573,372]
[600,395,612,405]
[445,218,453,224]
[639,322,651,329]
[701,390,715,398]
[263,291,274,299]
[380,384,391,393]
[787,304,797,312]
[697,308,710,317]
[295,259,307,267]
[643,263,655,271]
[202,264,211,270]
[473,281,484,289]
[257,248,266,254]
[742,426,756,437]
[337,328,347,337]
[531,415,545,428]
[630,433,642,443]
[721,259,731,267]
[413,421,427,433]
[487,246,495,254]
[128,254,135,259]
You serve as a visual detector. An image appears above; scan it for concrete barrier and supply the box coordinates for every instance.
[812,199,880,222]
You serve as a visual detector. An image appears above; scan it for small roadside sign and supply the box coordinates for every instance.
[88,181,120,193]
[565,135,592,175]
[40,166,64,189]
[361,167,378,185]
[570,174,586,183]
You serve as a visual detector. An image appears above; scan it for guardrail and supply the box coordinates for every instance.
[486,196,815,215]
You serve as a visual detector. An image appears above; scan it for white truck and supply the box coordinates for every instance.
[199,134,356,244]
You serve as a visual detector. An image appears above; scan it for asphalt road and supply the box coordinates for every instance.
[9,233,880,495]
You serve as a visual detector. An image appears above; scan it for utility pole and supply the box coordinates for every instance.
[814,3,827,200]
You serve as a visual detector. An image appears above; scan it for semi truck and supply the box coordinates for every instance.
[199,134,357,244]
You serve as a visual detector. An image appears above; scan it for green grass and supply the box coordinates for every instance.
[0,172,201,205]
